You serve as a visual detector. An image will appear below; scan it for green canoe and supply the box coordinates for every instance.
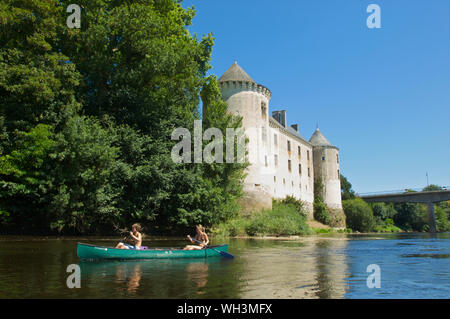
[77,243,229,260]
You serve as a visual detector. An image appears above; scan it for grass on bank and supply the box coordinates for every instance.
[212,198,313,238]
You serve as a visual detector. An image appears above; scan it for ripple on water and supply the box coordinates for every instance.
[401,254,450,259]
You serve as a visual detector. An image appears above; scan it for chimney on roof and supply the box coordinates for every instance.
[272,110,287,127]
[291,124,299,132]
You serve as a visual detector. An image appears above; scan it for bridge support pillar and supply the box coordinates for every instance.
[427,202,437,233]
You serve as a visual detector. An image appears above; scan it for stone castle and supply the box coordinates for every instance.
[217,62,345,226]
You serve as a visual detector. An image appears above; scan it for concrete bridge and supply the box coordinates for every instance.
[360,189,450,233]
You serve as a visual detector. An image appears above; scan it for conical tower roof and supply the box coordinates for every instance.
[309,128,334,147]
[218,62,255,83]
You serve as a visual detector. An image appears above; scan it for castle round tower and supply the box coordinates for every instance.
[218,62,273,213]
[309,128,346,227]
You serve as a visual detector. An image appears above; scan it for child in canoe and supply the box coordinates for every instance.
[116,223,142,250]
[184,224,209,250]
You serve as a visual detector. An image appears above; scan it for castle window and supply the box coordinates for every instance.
[262,127,267,145]
[308,167,311,177]
[287,140,291,153]
[288,160,292,172]
[292,181,294,187]
[274,154,278,167]
[274,134,278,146]
[283,178,286,185]
[265,155,268,167]
[299,164,302,175]
[337,154,339,163]
[274,176,276,183]
[261,102,267,119]
[307,150,310,160]
[298,146,301,157]
[338,169,340,179]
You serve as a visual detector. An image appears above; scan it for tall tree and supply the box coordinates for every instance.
[0,0,247,234]
[340,174,356,200]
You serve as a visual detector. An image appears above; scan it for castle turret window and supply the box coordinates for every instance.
[287,140,291,153]
[274,154,278,167]
[299,164,302,175]
[261,102,267,119]
[307,150,310,160]
[298,146,301,157]
[265,155,268,167]
[288,160,292,172]
[308,167,310,177]
[337,154,339,163]
[274,134,278,146]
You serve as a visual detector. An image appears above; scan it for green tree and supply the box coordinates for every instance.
[0,124,55,231]
[371,202,397,221]
[48,116,121,233]
[340,174,356,200]
[435,206,450,232]
[0,0,248,234]
[423,184,443,192]
[313,176,331,225]
[343,198,376,232]
[0,0,81,135]
[393,202,427,232]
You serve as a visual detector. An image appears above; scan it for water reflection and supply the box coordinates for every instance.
[313,239,349,299]
[235,237,350,298]
[114,263,142,293]
[78,258,217,297]
[186,263,209,295]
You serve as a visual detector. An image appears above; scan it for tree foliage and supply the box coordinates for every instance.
[313,176,331,225]
[343,198,376,232]
[0,0,246,234]
[340,174,356,200]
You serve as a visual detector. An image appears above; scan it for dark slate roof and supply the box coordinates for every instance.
[309,128,334,146]
[219,62,255,83]
[269,117,311,145]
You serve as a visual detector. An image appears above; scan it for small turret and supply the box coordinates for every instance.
[310,128,345,227]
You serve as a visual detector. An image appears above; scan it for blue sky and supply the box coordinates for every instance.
[182,0,450,193]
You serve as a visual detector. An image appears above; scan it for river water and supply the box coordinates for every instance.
[0,233,448,299]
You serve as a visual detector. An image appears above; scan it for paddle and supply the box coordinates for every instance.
[189,236,234,259]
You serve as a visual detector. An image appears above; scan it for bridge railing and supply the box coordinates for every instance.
[358,186,449,197]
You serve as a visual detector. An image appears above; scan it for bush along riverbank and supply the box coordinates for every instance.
[212,197,313,238]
